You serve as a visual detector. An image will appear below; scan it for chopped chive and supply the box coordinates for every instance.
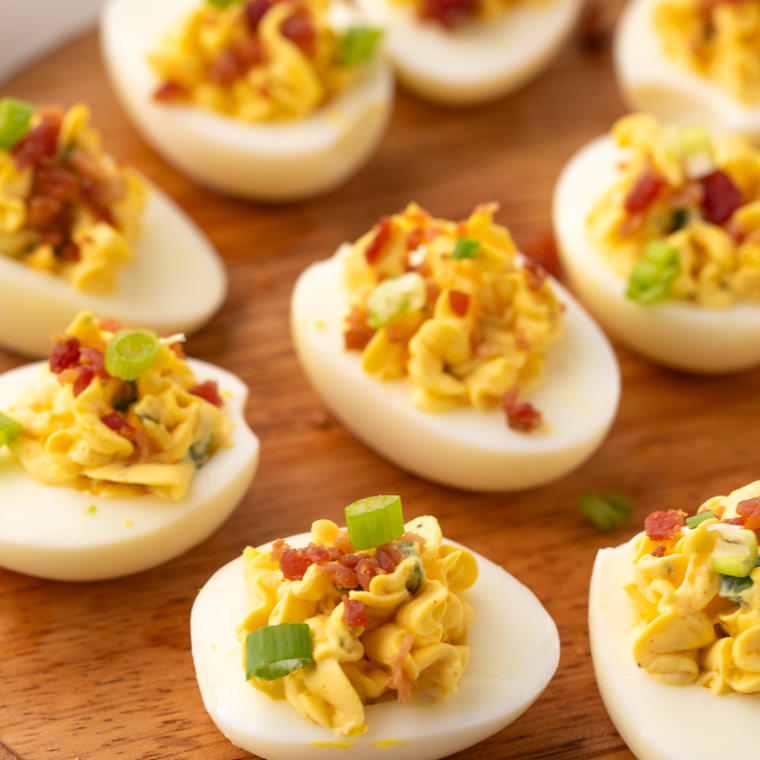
[709,524,758,578]
[246,623,312,681]
[719,572,754,602]
[667,208,689,234]
[686,510,715,529]
[0,412,23,447]
[0,98,34,151]
[626,240,680,305]
[105,330,159,381]
[345,495,404,550]
[336,27,383,67]
[579,491,634,532]
[451,238,480,260]
[367,272,426,329]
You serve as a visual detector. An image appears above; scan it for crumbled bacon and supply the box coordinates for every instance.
[523,259,547,291]
[724,516,747,526]
[355,555,385,591]
[72,366,95,398]
[644,509,686,541]
[101,412,135,436]
[278,547,313,581]
[376,543,402,572]
[189,380,223,407]
[448,290,470,317]
[27,195,65,230]
[502,387,542,433]
[12,110,62,171]
[59,243,80,262]
[700,170,743,225]
[398,531,426,548]
[419,0,479,28]
[364,217,392,264]
[270,538,289,562]
[651,545,666,558]
[667,180,704,210]
[344,306,376,351]
[49,337,81,374]
[521,232,563,281]
[317,562,359,589]
[406,228,425,252]
[334,529,356,554]
[153,81,190,103]
[246,0,276,31]
[389,633,415,702]
[99,317,124,333]
[342,598,366,628]
[281,12,317,57]
[306,542,343,565]
[736,498,760,527]
[624,168,667,215]
[34,165,79,202]
[79,346,109,379]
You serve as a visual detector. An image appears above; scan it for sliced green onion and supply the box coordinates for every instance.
[686,510,715,529]
[709,524,758,578]
[626,240,680,305]
[667,208,689,234]
[105,330,159,380]
[451,238,480,260]
[246,623,312,681]
[345,495,404,550]
[663,124,714,178]
[0,98,34,151]
[206,0,239,6]
[579,491,634,532]
[405,560,424,594]
[0,412,23,447]
[367,272,426,329]
[336,27,383,67]
[719,572,754,602]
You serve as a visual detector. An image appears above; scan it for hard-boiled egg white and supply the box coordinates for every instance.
[352,0,582,105]
[291,244,620,492]
[0,183,227,359]
[553,135,760,373]
[0,359,259,581]
[614,0,760,143]
[589,541,760,760]
[101,0,394,202]
[191,531,560,760]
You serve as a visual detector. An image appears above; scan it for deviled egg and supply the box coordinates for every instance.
[0,98,227,358]
[0,311,259,581]
[353,0,583,105]
[615,0,760,142]
[554,112,760,373]
[101,0,394,201]
[292,203,620,492]
[590,481,760,760]
[192,495,560,759]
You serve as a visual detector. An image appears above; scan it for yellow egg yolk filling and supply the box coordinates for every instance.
[238,514,478,737]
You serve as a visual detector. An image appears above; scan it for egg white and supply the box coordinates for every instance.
[191,531,560,760]
[590,542,760,760]
[101,0,395,202]
[0,183,227,359]
[0,358,259,581]
[291,244,620,492]
[352,0,582,105]
[553,134,760,374]
[614,0,760,143]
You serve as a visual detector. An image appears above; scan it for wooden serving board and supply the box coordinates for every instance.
[2,2,758,758]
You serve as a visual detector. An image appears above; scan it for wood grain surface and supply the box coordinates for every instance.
[2,1,758,758]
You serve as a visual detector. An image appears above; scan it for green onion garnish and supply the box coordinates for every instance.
[345,495,404,550]
[206,0,238,6]
[105,330,159,381]
[719,572,754,602]
[709,524,758,578]
[245,623,312,681]
[626,240,680,305]
[336,27,383,67]
[366,272,426,329]
[0,98,34,151]
[579,491,634,532]
[451,238,480,260]
[667,208,689,234]
[0,412,23,447]
[686,510,715,529]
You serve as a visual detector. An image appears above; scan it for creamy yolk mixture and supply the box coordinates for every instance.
[5,311,231,501]
[0,104,146,292]
[627,480,760,695]
[239,515,477,736]
[343,203,562,429]
[588,113,760,308]
[655,0,760,104]
[149,0,379,122]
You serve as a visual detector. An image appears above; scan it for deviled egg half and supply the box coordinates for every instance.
[353,0,582,105]
[101,0,394,201]
[554,112,760,373]
[192,495,560,760]
[0,98,226,358]
[615,0,760,142]
[0,311,259,581]
[292,203,620,492]
[590,480,760,760]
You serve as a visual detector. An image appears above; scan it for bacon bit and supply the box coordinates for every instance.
[344,306,376,351]
[713,504,727,519]
[334,529,356,554]
[153,81,190,103]
[70,148,105,181]
[342,598,366,628]
[425,280,441,309]
[725,516,748,526]
[736,498,760,527]
[523,259,547,291]
[246,0,275,30]
[355,555,385,591]
[279,547,313,581]
[72,366,95,397]
[521,232,563,281]
[376,544,400,572]
[389,633,415,702]
[270,538,290,562]
[282,12,317,57]
[617,212,645,238]
[99,317,124,333]
[131,428,152,464]
[208,48,243,87]
[502,386,542,433]
[237,37,266,69]
[305,542,343,565]
[101,412,134,436]
[624,168,667,215]
[189,380,223,407]
[27,195,64,230]
[700,170,743,225]
[398,531,426,548]
[12,111,61,171]
[644,509,687,541]
[667,180,704,210]
[406,228,425,252]
[448,290,470,317]
[34,166,79,202]
[341,553,362,570]
[726,218,748,245]
[59,243,80,263]
[50,337,81,374]
[651,545,667,558]
[317,562,359,590]
[419,0,479,27]
[168,340,186,359]
[364,217,392,264]
[79,346,109,379]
